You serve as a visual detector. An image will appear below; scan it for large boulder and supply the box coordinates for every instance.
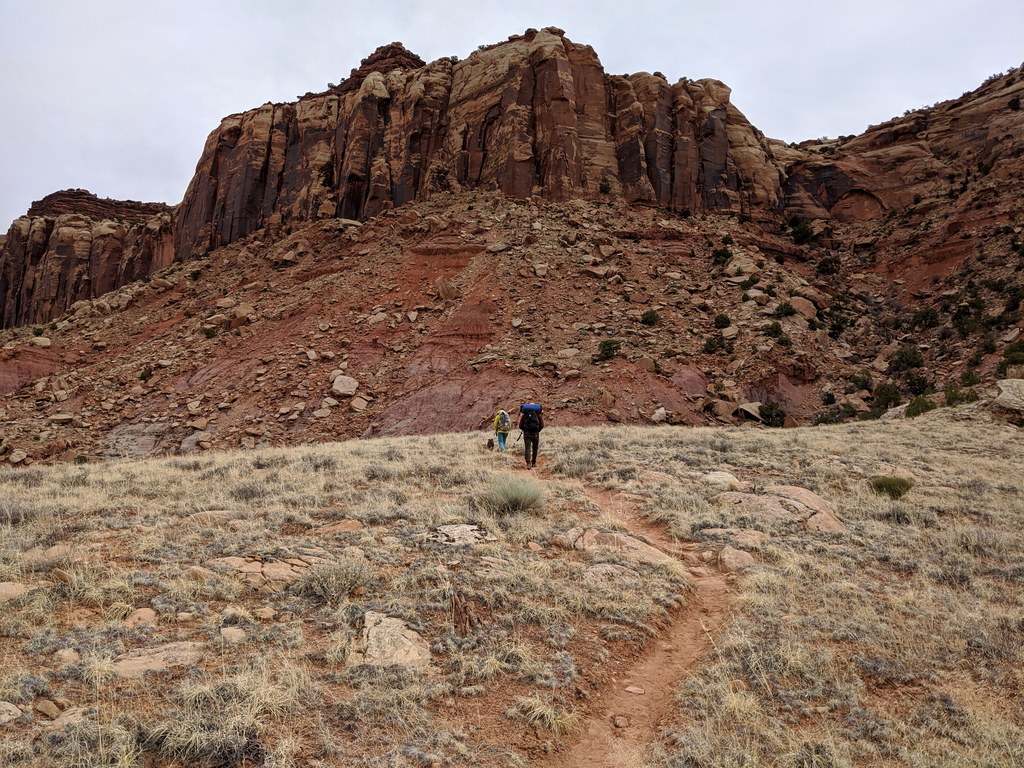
[350,611,433,670]
[993,379,1024,414]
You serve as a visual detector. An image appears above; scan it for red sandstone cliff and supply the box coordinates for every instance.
[173,28,787,256]
[0,190,174,328]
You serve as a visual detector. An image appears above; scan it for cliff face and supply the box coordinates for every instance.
[0,191,174,328]
[173,28,786,256]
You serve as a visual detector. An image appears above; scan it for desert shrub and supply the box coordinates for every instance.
[763,321,784,338]
[944,384,979,406]
[594,339,621,361]
[505,695,580,735]
[909,306,939,329]
[996,340,1024,374]
[850,369,874,391]
[703,335,732,354]
[759,401,787,428]
[904,373,933,396]
[1010,96,1021,111]
[873,383,902,409]
[791,219,814,245]
[906,395,937,418]
[711,247,732,266]
[598,178,611,194]
[889,344,924,371]
[641,309,660,326]
[203,327,217,339]
[870,476,914,499]
[960,369,980,386]
[713,314,731,329]
[45,718,140,768]
[739,276,758,290]
[774,302,797,317]
[821,392,836,405]
[477,478,546,517]
[816,254,840,274]
[720,234,734,245]
[291,559,373,605]
[0,498,36,526]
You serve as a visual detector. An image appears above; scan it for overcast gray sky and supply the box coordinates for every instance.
[1,0,1021,228]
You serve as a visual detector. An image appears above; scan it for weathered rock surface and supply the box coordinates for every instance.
[113,641,206,678]
[552,527,672,564]
[713,485,844,531]
[174,29,787,257]
[1,190,174,328]
[350,611,432,669]
[992,379,1024,413]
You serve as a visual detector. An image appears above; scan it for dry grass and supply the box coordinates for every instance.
[0,407,1021,765]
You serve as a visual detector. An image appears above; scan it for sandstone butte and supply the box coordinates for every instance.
[2,28,1021,328]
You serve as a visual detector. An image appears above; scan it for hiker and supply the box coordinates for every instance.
[493,408,512,452]
[517,403,544,469]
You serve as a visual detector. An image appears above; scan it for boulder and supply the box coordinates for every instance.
[331,375,359,397]
[351,611,432,670]
[993,379,1024,413]
[719,545,756,572]
[552,527,672,565]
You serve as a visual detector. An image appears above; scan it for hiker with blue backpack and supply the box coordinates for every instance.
[517,403,544,469]
[493,409,512,452]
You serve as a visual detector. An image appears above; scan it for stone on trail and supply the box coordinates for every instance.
[552,527,672,565]
[719,545,756,572]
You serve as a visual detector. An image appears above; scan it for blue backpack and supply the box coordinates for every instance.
[520,403,542,432]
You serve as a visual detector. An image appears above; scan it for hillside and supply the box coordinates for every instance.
[1,29,1022,465]
[0,408,1022,766]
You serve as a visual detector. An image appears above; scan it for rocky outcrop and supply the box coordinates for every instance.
[0,190,174,328]
[174,28,786,256]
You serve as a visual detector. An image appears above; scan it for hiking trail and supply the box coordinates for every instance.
[524,468,735,767]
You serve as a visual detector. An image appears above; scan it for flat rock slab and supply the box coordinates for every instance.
[553,527,672,565]
[430,524,496,546]
[113,641,206,678]
[0,701,21,724]
[713,485,844,531]
[351,611,432,670]
[206,554,330,594]
[583,563,642,588]
[0,582,31,603]
[699,528,769,549]
[316,519,364,535]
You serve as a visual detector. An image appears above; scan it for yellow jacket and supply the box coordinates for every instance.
[494,411,511,434]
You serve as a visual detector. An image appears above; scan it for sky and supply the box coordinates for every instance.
[1,0,1022,228]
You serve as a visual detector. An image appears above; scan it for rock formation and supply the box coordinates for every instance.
[173,28,787,257]
[0,190,174,328]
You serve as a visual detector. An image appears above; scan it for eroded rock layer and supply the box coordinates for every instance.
[173,28,786,256]
[0,191,174,328]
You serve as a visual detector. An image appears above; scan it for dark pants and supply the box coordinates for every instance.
[523,433,539,466]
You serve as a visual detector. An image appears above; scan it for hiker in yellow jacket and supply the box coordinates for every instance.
[493,409,512,452]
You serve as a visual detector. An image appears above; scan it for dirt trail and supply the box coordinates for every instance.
[532,479,735,768]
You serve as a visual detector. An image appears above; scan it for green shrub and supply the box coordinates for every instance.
[1010,96,1021,111]
[595,339,621,361]
[960,369,980,386]
[203,327,217,339]
[703,335,731,354]
[821,392,836,405]
[791,219,814,245]
[816,255,840,274]
[774,302,797,317]
[640,309,660,326]
[850,369,874,391]
[870,475,914,499]
[910,306,939,329]
[873,383,902,409]
[711,247,732,266]
[944,384,980,406]
[906,395,937,418]
[140,366,153,382]
[598,178,611,194]
[763,321,784,338]
[477,478,546,517]
[713,314,731,329]
[759,401,787,427]
[889,344,924,371]
[905,373,933,396]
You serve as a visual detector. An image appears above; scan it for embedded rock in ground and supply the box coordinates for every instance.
[714,486,843,531]
[0,700,21,724]
[719,545,756,572]
[583,563,642,588]
[113,641,206,678]
[992,379,1024,413]
[431,524,495,545]
[552,527,672,565]
[700,528,769,549]
[316,519,365,535]
[351,611,432,669]
[712,492,796,522]
[206,554,330,594]
[702,471,742,489]
[219,627,247,645]
[124,608,158,628]
[0,582,31,603]
[872,463,917,482]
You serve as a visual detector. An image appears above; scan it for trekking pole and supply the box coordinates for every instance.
[515,430,523,443]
